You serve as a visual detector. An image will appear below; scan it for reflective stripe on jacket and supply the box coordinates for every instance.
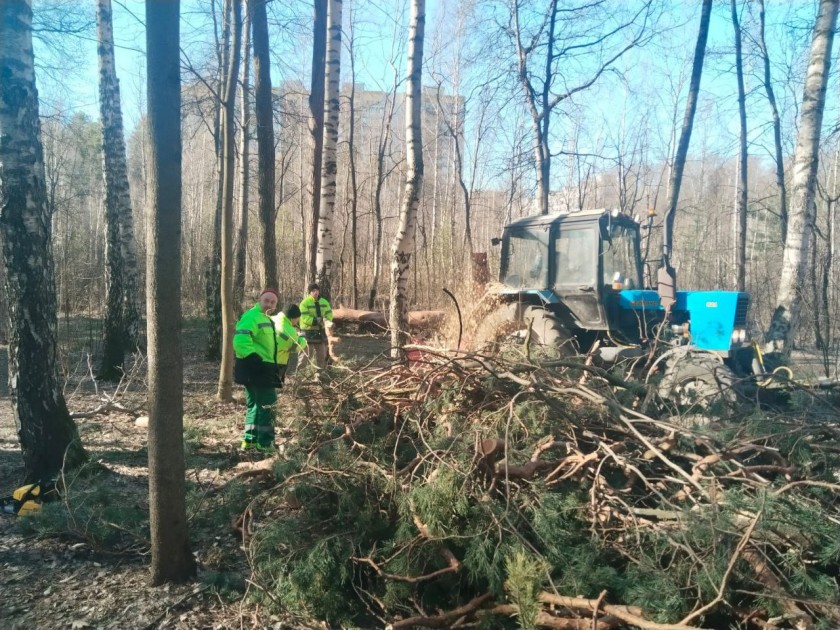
[233,304,278,364]
[271,313,308,365]
[299,295,333,331]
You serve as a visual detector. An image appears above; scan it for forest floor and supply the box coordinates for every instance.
[0,319,391,630]
[0,317,836,630]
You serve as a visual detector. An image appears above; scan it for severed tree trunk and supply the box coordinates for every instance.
[217,0,242,401]
[0,0,86,483]
[234,1,251,312]
[732,0,747,293]
[389,0,425,358]
[315,0,343,299]
[96,0,143,381]
[251,0,277,289]
[663,0,712,257]
[145,0,195,585]
[765,0,839,354]
[757,0,788,246]
[306,0,328,290]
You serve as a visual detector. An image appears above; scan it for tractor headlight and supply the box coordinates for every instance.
[731,328,748,344]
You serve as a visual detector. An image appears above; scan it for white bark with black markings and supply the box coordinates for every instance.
[765,0,839,354]
[389,0,425,357]
[315,0,343,297]
[96,0,143,379]
[0,0,85,482]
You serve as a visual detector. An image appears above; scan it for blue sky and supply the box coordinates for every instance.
[32,0,829,186]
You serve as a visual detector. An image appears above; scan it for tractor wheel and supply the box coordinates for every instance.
[472,304,575,360]
[658,351,737,411]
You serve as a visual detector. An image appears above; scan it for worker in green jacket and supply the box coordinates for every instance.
[299,282,334,370]
[271,304,308,368]
[234,289,306,450]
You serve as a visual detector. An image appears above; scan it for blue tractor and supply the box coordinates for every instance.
[475,208,754,404]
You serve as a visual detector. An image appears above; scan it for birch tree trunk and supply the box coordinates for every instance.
[144,0,196,585]
[389,0,425,357]
[234,1,251,312]
[732,0,747,293]
[97,0,143,380]
[765,0,839,354]
[306,0,328,289]
[217,0,242,401]
[0,0,86,483]
[315,0,343,298]
[662,0,712,258]
[251,0,277,289]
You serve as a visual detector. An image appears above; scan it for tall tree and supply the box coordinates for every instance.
[251,0,278,289]
[663,0,713,258]
[732,0,748,293]
[510,0,652,215]
[315,0,343,297]
[765,0,839,354]
[234,0,251,311]
[367,69,399,310]
[145,0,196,585]
[207,0,231,361]
[389,0,425,357]
[306,0,328,289]
[346,3,360,308]
[218,0,243,401]
[96,0,143,380]
[756,0,788,245]
[0,0,86,483]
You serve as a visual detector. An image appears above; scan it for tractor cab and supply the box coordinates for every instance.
[499,209,646,340]
[495,209,751,362]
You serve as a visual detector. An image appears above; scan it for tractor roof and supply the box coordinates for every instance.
[505,208,611,230]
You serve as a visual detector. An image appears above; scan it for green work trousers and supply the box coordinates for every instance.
[243,385,277,447]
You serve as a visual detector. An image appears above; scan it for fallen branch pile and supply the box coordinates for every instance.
[243,350,840,629]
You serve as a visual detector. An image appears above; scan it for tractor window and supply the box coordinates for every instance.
[502,228,549,288]
[601,222,642,289]
[555,227,596,286]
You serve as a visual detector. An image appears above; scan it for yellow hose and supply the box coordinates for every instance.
[753,342,795,386]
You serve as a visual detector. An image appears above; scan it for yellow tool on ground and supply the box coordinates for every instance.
[1,479,58,516]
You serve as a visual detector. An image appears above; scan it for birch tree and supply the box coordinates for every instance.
[145,0,196,585]
[251,0,278,289]
[315,0,343,297]
[217,0,242,401]
[662,0,712,258]
[765,0,839,354]
[96,0,143,380]
[389,0,425,357]
[0,0,86,483]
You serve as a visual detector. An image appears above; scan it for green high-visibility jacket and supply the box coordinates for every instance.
[272,313,308,365]
[299,295,333,331]
[233,304,278,363]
